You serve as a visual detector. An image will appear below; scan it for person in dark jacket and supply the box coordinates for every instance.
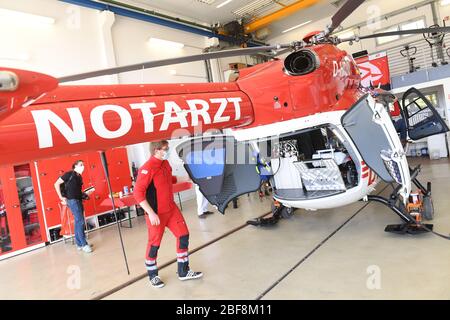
[54,160,93,253]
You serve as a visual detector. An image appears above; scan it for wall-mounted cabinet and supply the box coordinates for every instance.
[1,148,132,259]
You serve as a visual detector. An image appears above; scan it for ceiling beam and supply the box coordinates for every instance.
[244,0,320,34]
[60,0,267,46]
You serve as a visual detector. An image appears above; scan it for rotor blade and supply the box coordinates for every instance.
[58,45,290,83]
[274,48,291,57]
[329,0,366,34]
[355,26,450,40]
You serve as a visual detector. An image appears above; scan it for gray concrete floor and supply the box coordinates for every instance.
[0,158,449,299]
[106,158,450,300]
[0,192,273,299]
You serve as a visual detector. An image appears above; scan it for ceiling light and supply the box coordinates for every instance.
[148,37,184,49]
[282,20,312,34]
[195,0,217,4]
[0,8,55,26]
[216,0,233,9]
[336,30,355,39]
[170,69,177,75]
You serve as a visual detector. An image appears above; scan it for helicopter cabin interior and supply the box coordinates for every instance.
[259,126,360,202]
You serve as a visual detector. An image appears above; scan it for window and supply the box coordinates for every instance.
[335,29,355,39]
[404,92,445,119]
[401,19,425,33]
[376,26,400,45]
[376,17,426,46]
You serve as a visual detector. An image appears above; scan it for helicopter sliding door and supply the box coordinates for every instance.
[341,94,411,197]
[176,135,261,214]
[401,88,449,141]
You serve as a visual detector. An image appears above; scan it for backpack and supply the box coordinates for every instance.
[60,171,75,198]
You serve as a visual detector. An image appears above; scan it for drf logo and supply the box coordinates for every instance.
[357,61,383,88]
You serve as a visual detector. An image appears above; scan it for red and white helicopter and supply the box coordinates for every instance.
[1,0,450,236]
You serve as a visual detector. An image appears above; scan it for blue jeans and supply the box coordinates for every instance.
[66,199,87,247]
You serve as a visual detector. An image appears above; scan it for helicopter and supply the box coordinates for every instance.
[1,0,450,237]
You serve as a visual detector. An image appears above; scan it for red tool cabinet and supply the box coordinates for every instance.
[0,163,47,258]
[0,148,132,259]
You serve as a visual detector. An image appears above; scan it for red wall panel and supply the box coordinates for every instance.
[38,148,130,224]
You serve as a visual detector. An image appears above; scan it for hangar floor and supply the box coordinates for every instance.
[0,158,449,300]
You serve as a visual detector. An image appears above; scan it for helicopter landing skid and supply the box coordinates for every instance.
[384,223,433,235]
[367,165,434,235]
[365,194,434,235]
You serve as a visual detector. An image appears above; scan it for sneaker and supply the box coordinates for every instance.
[198,213,207,219]
[203,211,214,215]
[77,243,92,250]
[178,270,203,281]
[150,276,165,288]
[81,245,93,253]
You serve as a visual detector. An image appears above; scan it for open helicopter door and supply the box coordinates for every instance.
[342,94,411,198]
[401,87,449,141]
[176,135,261,214]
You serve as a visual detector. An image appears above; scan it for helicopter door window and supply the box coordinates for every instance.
[185,147,225,196]
[177,136,260,214]
[401,88,449,141]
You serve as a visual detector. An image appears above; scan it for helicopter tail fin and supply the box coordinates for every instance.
[0,67,58,120]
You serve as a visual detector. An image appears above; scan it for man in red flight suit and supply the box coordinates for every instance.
[134,140,203,288]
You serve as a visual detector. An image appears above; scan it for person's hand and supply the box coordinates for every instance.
[147,212,160,226]
[60,197,67,206]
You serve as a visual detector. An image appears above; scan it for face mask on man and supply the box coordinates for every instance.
[162,150,170,160]
[74,164,85,174]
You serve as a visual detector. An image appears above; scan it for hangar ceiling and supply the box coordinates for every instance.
[122,0,339,39]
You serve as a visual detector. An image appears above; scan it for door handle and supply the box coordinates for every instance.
[46,207,53,211]
[12,204,19,208]
[40,172,47,176]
